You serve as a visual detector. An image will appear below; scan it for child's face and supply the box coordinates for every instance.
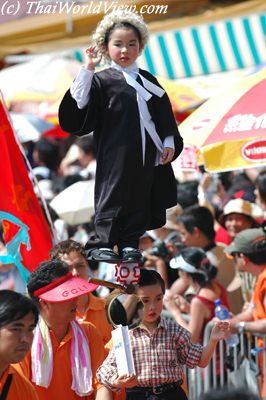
[136,283,164,325]
[106,28,143,68]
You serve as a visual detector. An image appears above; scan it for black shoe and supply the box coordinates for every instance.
[87,248,121,264]
[121,249,143,263]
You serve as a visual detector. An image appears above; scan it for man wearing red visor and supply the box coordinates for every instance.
[18,259,112,400]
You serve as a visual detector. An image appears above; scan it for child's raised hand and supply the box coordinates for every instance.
[112,374,138,389]
[161,147,174,164]
[210,321,230,342]
[84,46,102,70]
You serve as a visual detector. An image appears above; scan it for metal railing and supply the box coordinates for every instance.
[185,320,266,400]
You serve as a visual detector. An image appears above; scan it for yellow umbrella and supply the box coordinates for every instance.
[156,76,202,113]
[179,67,266,172]
[0,55,80,104]
[42,97,62,124]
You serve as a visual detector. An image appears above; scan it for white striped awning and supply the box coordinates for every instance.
[137,11,266,79]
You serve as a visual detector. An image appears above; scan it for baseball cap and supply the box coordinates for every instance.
[33,272,98,302]
[226,228,266,255]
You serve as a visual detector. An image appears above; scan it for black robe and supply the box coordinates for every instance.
[59,67,183,230]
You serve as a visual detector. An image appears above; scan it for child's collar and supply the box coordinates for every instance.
[110,60,165,166]
[111,61,139,74]
[136,317,168,332]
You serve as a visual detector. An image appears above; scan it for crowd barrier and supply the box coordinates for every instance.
[184,320,266,400]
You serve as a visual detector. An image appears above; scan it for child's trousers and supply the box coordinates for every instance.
[126,385,188,400]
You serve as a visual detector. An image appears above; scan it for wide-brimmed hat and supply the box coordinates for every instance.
[219,199,259,227]
[226,228,266,255]
[33,272,98,302]
[163,204,183,230]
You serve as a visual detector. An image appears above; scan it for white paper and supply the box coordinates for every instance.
[112,325,136,376]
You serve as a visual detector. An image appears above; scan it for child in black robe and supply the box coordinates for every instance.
[59,10,183,264]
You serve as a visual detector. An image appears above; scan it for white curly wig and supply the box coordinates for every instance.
[92,10,149,64]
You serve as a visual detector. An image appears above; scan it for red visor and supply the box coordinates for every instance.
[34,272,98,302]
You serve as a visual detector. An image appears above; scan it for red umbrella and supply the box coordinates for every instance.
[42,125,69,140]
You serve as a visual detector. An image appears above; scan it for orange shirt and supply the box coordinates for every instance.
[252,268,266,397]
[252,268,266,322]
[0,365,38,400]
[76,293,112,345]
[20,321,105,400]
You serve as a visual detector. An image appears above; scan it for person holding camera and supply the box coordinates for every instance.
[142,241,172,289]
[142,205,183,288]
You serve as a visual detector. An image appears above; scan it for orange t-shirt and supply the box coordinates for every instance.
[252,268,266,397]
[19,321,106,400]
[252,268,266,322]
[76,293,112,345]
[0,365,38,400]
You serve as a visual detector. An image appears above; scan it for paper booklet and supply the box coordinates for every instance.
[112,325,136,376]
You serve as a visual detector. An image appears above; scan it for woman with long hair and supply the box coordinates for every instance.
[164,247,230,344]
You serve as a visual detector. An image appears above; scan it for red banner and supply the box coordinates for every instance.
[0,97,53,282]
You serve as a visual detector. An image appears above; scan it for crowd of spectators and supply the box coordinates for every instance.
[1,129,266,398]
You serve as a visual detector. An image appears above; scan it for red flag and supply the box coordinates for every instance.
[0,97,53,282]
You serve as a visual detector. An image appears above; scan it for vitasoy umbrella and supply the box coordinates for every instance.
[179,67,266,172]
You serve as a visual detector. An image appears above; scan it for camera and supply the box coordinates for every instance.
[146,240,170,258]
